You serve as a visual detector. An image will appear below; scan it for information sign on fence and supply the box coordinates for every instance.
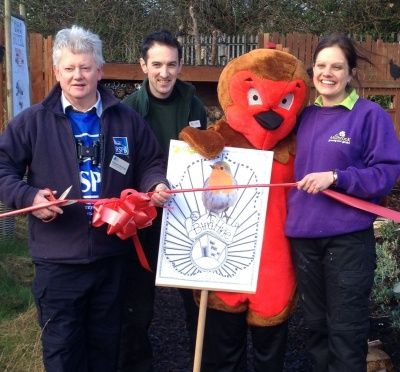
[10,16,30,117]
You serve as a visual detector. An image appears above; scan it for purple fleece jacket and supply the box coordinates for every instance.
[285,97,400,238]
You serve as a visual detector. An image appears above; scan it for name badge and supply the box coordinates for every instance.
[189,120,201,128]
[110,155,129,175]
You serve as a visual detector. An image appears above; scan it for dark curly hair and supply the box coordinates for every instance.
[140,30,182,62]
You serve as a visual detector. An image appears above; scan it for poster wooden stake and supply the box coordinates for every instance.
[192,289,208,372]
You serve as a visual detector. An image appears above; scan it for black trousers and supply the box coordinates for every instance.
[118,213,198,372]
[201,308,288,372]
[290,228,376,372]
[32,255,129,372]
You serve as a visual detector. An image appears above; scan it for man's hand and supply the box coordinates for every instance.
[32,189,64,221]
[151,183,171,207]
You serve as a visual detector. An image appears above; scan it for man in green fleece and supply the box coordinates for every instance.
[119,30,207,372]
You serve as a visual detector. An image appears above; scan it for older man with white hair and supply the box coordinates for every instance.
[0,25,170,371]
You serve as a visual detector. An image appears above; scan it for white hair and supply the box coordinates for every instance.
[52,25,105,67]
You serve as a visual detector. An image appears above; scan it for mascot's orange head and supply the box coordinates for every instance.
[218,48,310,150]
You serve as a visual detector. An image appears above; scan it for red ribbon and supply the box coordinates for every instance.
[91,189,157,271]
[1,184,399,271]
[163,185,400,223]
[322,189,400,223]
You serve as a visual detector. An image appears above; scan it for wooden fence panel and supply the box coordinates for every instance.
[296,33,306,68]
[43,35,55,93]
[1,31,399,137]
[362,35,375,81]
[304,33,314,69]
[180,34,259,66]
[29,33,44,104]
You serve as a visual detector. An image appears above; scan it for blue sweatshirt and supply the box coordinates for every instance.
[285,97,400,238]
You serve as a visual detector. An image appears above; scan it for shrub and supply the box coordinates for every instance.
[371,221,400,331]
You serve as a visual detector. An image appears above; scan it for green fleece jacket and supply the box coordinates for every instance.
[122,79,207,154]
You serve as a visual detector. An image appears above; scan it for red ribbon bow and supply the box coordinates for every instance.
[92,189,157,271]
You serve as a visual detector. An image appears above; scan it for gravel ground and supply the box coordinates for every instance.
[150,286,400,372]
[149,189,400,372]
[149,286,311,372]
[7,187,399,370]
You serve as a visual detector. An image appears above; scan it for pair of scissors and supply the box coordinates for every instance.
[45,185,76,206]
[0,185,76,220]
[41,185,76,222]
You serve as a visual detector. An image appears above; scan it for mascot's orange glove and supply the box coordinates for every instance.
[179,48,310,326]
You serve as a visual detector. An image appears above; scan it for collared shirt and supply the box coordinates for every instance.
[61,91,103,117]
[314,89,359,110]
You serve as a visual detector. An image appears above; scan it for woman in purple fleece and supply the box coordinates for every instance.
[285,33,400,372]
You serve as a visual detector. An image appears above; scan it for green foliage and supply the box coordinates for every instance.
[1,0,398,63]
[0,238,29,256]
[368,95,393,110]
[391,307,400,330]
[372,241,399,304]
[371,221,400,330]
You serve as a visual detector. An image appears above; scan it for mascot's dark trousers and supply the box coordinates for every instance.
[201,308,288,372]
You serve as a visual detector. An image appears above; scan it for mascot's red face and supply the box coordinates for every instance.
[225,70,308,150]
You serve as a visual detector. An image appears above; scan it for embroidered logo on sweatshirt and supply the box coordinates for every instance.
[328,131,351,145]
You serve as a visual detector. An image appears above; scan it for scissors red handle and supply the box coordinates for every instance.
[42,188,59,222]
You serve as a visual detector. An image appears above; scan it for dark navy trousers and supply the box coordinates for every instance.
[32,255,129,372]
[290,227,376,372]
[201,309,288,372]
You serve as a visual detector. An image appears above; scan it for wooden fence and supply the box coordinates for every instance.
[1,32,400,137]
[261,33,400,137]
[179,34,260,66]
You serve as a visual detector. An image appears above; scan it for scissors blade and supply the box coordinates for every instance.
[59,185,72,200]
[62,200,77,206]
[57,185,77,205]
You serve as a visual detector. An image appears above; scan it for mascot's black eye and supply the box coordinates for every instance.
[278,93,294,110]
[247,88,263,106]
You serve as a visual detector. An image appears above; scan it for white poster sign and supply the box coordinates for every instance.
[11,16,31,117]
[156,140,273,293]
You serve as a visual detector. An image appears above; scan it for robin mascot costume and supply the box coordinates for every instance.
[179,48,310,371]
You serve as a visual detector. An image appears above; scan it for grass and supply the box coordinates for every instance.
[0,239,34,321]
[0,307,43,372]
[0,237,43,371]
